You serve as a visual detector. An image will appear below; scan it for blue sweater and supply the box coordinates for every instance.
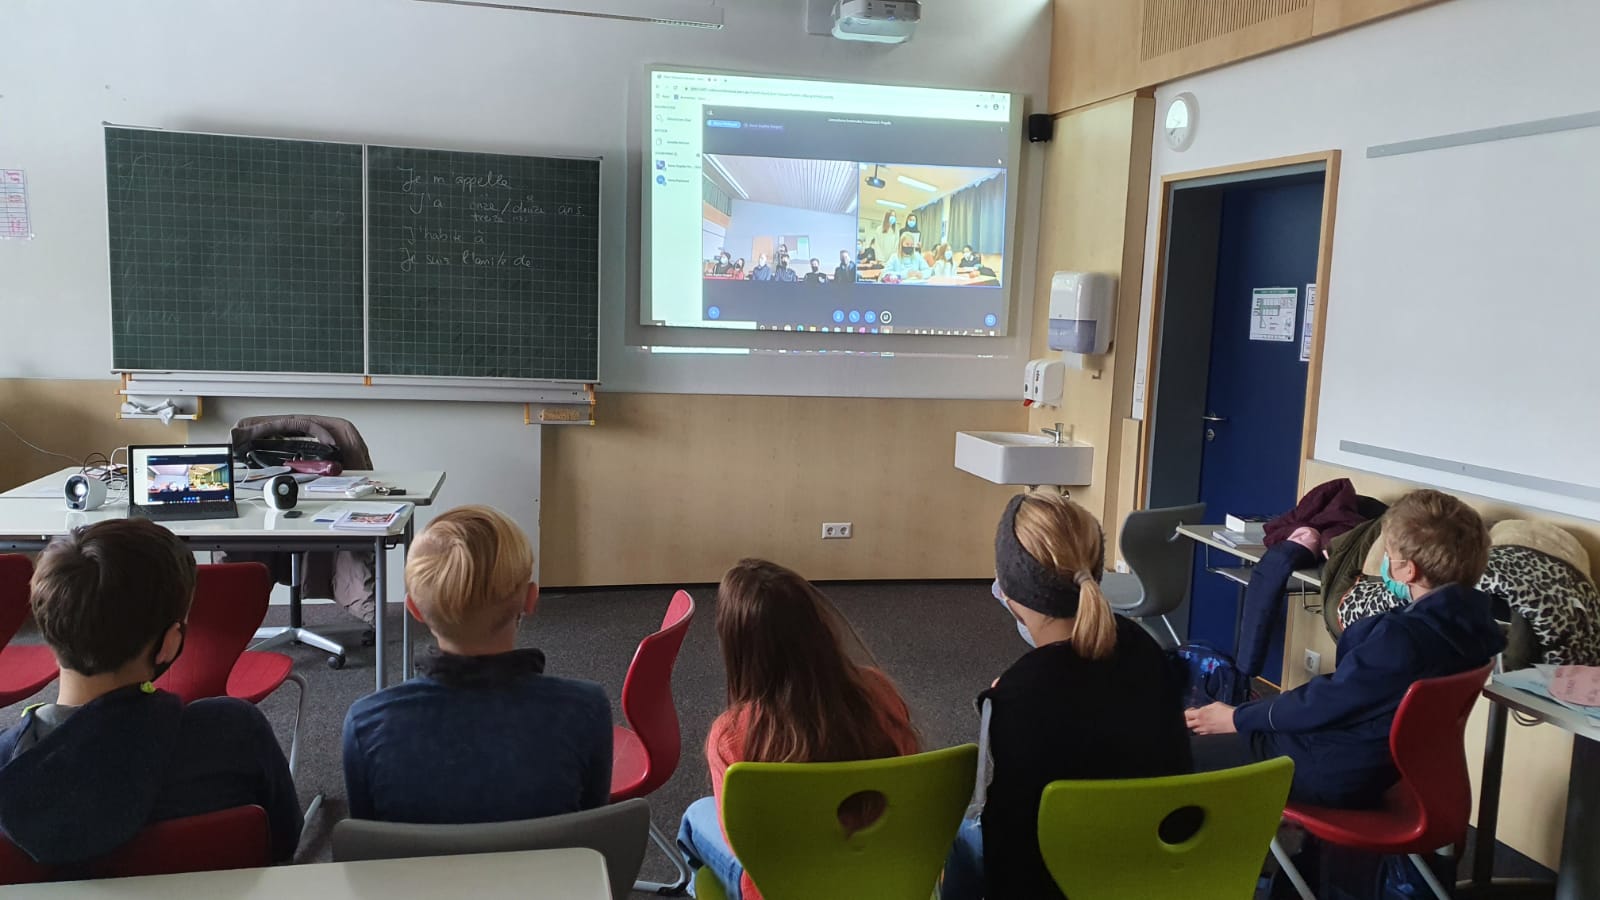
[0,687,300,866]
[342,648,613,823]
[1233,583,1505,807]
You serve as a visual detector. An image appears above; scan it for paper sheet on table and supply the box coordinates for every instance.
[1551,665,1600,707]
[1495,665,1600,722]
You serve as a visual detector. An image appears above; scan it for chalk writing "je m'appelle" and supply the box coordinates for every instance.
[399,167,514,194]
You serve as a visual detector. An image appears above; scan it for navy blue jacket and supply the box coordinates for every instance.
[1234,583,1505,807]
[0,687,300,866]
[342,648,612,824]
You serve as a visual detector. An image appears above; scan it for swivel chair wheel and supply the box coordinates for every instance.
[327,653,347,670]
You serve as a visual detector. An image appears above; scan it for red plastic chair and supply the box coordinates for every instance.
[0,555,59,708]
[1270,663,1495,900]
[0,805,270,885]
[154,563,309,775]
[610,589,695,894]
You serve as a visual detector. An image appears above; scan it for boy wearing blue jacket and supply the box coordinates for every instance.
[1188,489,1505,808]
[0,519,300,866]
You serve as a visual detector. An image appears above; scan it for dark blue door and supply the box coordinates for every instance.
[1187,178,1323,684]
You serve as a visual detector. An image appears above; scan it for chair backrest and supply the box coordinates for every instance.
[1386,663,1495,850]
[1117,503,1207,617]
[0,805,270,884]
[618,590,696,797]
[331,798,650,900]
[1037,756,1294,900]
[0,554,34,650]
[155,563,272,704]
[721,744,978,900]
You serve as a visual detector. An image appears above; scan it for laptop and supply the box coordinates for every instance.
[128,444,240,521]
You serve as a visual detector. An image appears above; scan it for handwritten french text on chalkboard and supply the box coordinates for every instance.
[367,147,599,381]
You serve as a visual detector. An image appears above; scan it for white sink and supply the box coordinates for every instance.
[954,431,1094,486]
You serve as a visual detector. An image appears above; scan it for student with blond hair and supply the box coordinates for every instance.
[1188,489,1505,809]
[341,505,611,824]
[942,490,1191,900]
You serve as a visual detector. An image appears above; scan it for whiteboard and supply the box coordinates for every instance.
[1316,118,1600,518]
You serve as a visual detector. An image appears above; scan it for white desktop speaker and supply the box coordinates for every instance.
[64,474,108,511]
[264,474,300,511]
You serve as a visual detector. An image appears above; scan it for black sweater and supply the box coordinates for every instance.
[980,617,1192,899]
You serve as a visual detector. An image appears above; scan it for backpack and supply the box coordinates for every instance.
[1169,642,1253,707]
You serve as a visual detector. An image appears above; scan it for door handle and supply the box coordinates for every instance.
[1201,414,1228,423]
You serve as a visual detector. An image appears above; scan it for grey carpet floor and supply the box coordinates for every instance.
[1,579,1017,892]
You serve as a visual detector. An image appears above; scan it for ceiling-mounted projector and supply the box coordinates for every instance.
[833,0,920,44]
[865,164,886,188]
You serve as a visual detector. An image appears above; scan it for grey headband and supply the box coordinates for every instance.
[994,493,1098,619]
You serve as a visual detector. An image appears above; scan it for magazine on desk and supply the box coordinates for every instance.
[311,502,407,531]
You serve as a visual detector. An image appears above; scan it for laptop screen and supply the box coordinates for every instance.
[130,445,236,509]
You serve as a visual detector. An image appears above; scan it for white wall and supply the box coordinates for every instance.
[1135,0,1600,518]
[0,0,1051,399]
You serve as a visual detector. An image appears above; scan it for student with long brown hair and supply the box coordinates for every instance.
[942,490,1191,900]
[677,559,918,900]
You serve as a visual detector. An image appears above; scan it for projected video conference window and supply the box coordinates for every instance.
[645,68,1015,337]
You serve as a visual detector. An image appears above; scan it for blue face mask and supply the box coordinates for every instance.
[1380,555,1411,602]
[993,579,1035,647]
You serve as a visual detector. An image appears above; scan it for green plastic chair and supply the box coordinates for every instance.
[1037,757,1294,900]
[693,744,978,900]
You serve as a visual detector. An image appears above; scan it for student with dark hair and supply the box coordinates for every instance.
[958,245,982,272]
[0,519,300,867]
[803,258,827,285]
[773,254,799,283]
[678,559,918,900]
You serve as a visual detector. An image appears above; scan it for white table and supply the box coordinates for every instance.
[1469,678,1600,899]
[0,468,447,691]
[2,847,612,899]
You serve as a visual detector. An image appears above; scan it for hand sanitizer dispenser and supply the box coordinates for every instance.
[1049,272,1116,357]
[1023,358,1065,406]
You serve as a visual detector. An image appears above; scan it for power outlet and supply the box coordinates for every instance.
[822,522,853,540]
[1303,649,1322,675]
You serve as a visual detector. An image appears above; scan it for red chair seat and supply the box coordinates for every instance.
[0,645,60,708]
[610,725,651,801]
[1283,790,1427,854]
[225,651,294,704]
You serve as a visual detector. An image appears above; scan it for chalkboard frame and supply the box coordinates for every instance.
[105,124,602,387]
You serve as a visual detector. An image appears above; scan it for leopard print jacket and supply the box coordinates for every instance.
[1337,544,1600,666]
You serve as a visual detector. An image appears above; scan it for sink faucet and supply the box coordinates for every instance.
[1041,422,1067,445]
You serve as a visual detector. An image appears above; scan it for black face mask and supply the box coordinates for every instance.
[149,623,187,683]
[901,246,913,256]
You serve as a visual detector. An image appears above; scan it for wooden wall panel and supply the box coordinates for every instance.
[1050,0,1450,113]
[1026,93,1155,553]
[0,379,186,492]
[542,394,1026,587]
[1312,0,1443,34]
[1300,458,1581,868]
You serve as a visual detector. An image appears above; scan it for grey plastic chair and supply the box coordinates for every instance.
[330,799,650,900]
[1100,503,1206,648]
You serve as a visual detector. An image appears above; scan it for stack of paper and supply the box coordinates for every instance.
[304,476,370,494]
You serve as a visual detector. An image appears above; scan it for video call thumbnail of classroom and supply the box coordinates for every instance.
[647,69,1015,337]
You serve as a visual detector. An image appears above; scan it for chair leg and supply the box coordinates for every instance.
[1408,852,1454,900]
[1271,837,1317,900]
[286,672,308,777]
[633,819,692,896]
[1157,614,1182,648]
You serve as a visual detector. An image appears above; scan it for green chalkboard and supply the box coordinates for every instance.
[106,127,365,373]
[366,146,600,381]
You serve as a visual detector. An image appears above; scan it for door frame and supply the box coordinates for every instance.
[1136,150,1342,507]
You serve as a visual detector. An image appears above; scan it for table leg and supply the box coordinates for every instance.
[400,519,414,681]
[373,538,388,692]
[1474,702,1510,885]
[1557,736,1600,900]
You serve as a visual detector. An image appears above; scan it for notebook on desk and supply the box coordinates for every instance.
[128,444,239,521]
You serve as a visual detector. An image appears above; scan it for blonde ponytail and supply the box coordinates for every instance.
[1070,571,1117,661]
[1012,489,1119,661]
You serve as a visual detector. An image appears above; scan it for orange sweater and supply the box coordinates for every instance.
[704,667,919,900]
